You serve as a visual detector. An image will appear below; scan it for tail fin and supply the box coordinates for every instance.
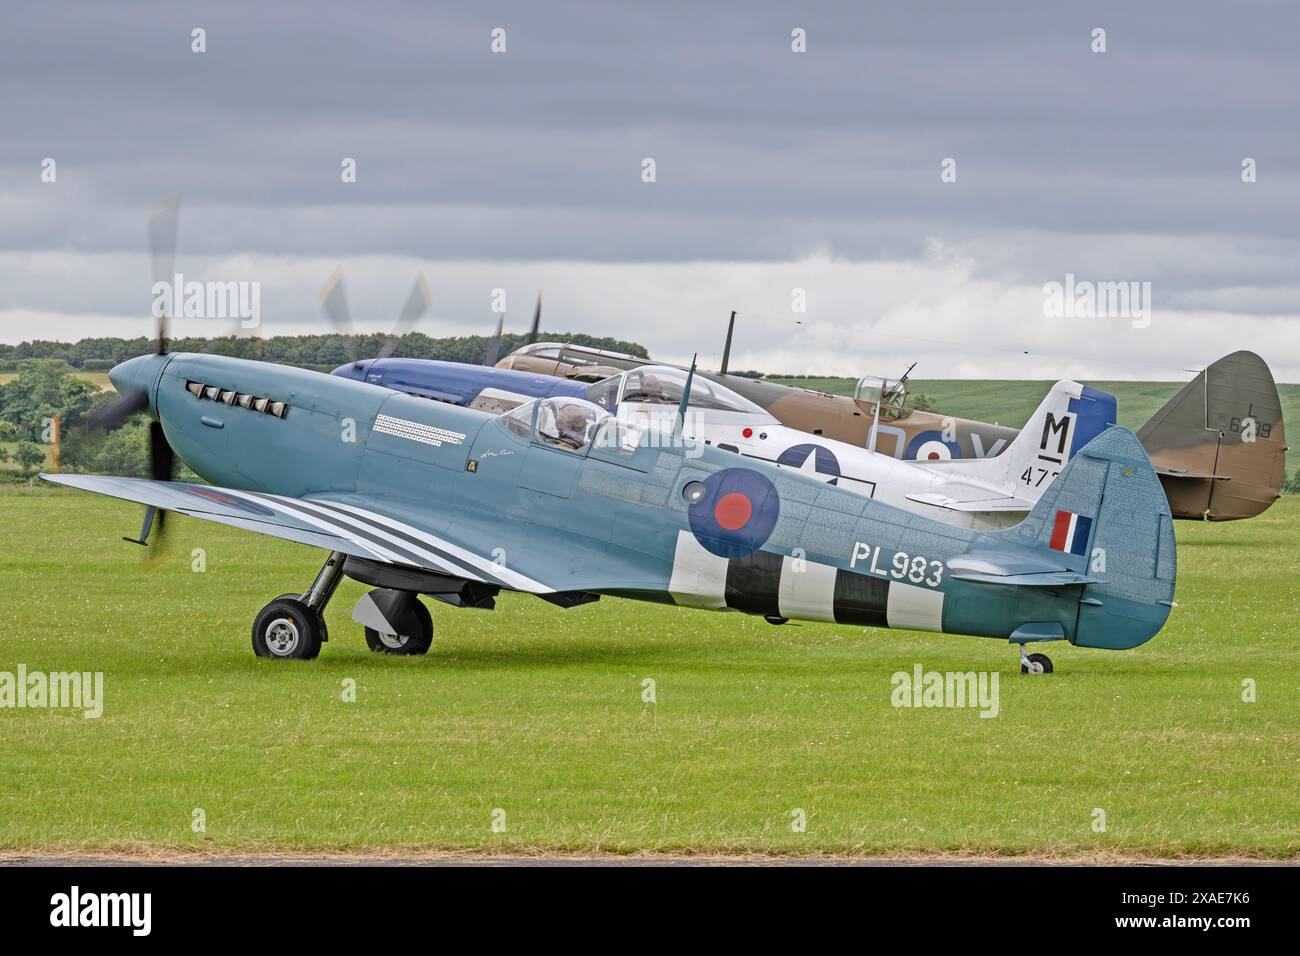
[1137,350,1286,520]
[1005,425,1176,649]
[921,380,1117,506]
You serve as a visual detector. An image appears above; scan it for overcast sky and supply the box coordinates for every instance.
[2,1,1298,380]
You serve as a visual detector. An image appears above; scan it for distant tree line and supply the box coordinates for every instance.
[0,331,650,371]
[0,360,105,478]
[0,333,648,480]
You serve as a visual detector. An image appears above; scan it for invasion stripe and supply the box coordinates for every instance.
[723,549,783,617]
[324,501,550,594]
[278,499,467,576]
[299,498,493,585]
[832,569,889,627]
[249,494,452,574]
[241,497,406,565]
[777,557,838,623]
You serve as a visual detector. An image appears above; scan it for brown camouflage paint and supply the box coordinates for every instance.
[499,347,1286,520]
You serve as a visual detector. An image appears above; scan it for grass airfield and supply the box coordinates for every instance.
[0,485,1296,859]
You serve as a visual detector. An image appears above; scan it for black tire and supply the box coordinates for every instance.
[364,598,433,656]
[252,597,324,660]
[1021,652,1053,675]
[273,593,327,652]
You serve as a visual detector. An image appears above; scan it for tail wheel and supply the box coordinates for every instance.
[252,597,324,660]
[1021,652,1053,675]
[364,598,433,656]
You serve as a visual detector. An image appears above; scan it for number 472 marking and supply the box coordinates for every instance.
[1021,467,1058,487]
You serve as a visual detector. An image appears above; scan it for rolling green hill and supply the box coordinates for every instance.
[769,377,1300,436]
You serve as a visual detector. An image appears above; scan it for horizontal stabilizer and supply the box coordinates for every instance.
[951,569,1101,587]
[1010,622,1066,643]
[947,546,1099,586]
[906,489,1033,514]
[1155,468,1230,481]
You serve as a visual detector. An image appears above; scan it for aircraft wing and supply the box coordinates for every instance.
[40,474,553,593]
[905,485,1034,514]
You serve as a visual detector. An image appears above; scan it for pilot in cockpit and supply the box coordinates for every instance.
[637,374,673,404]
[553,403,595,450]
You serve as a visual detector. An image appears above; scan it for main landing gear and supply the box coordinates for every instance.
[1018,645,1054,675]
[251,551,434,660]
[356,588,433,656]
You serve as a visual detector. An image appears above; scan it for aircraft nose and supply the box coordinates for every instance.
[108,354,164,405]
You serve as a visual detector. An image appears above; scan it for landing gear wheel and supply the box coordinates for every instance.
[274,593,328,645]
[1021,652,1053,675]
[364,598,433,656]
[252,597,325,660]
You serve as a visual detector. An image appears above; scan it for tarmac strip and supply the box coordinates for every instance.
[3,849,1296,867]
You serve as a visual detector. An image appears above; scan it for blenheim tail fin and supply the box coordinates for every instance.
[1138,351,1287,520]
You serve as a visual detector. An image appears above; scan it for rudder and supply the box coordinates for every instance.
[1008,426,1176,649]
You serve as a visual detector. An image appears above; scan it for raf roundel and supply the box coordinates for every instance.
[686,468,780,559]
[905,430,963,461]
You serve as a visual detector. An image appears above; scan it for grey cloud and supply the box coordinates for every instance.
[0,0,1296,375]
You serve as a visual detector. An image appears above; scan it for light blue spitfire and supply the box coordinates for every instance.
[45,352,1174,673]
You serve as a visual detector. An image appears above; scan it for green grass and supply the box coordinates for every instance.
[0,485,1297,858]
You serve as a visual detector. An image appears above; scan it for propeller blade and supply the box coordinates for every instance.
[147,419,176,556]
[379,272,431,360]
[148,196,181,355]
[526,292,542,345]
[319,267,357,364]
[149,420,175,482]
[483,314,506,367]
[86,390,148,431]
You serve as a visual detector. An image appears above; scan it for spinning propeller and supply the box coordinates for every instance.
[318,268,539,370]
[482,291,542,366]
[318,268,432,368]
[83,198,184,559]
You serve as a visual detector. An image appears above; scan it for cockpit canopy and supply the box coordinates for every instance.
[511,341,640,363]
[501,396,632,455]
[500,366,771,457]
[853,376,909,420]
[585,365,768,416]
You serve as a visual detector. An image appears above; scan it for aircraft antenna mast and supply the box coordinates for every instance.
[676,353,698,435]
[719,311,736,375]
[868,376,883,454]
